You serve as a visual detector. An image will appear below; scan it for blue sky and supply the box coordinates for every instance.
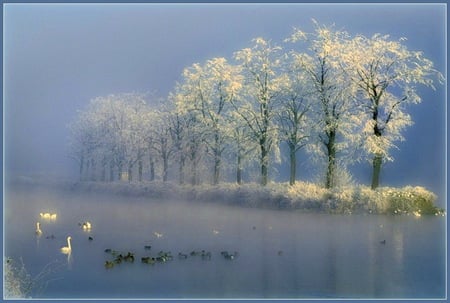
[3,4,446,201]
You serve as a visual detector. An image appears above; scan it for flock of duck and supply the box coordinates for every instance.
[35,211,246,270]
[102,247,240,269]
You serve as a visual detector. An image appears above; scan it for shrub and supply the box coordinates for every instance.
[4,258,32,299]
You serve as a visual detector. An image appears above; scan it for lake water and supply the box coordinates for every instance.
[4,184,446,299]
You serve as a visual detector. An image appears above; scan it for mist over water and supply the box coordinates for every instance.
[4,184,445,299]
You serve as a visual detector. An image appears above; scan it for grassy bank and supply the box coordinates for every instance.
[184,182,445,215]
[10,177,445,215]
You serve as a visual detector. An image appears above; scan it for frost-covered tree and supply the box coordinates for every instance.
[286,23,358,188]
[150,108,174,182]
[69,93,151,182]
[167,110,188,185]
[68,108,103,181]
[277,53,312,185]
[233,37,285,185]
[184,112,206,185]
[173,58,242,184]
[227,112,258,184]
[98,93,149,182]
[341,34,444,189]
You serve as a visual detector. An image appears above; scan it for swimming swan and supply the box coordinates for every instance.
[153,232,163,238]
[60,236,72,254]
[35,222,42,235]
[40,213,57,220]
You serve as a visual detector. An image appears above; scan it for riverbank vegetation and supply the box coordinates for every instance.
[12,177,443,216]
[87,181,445,215]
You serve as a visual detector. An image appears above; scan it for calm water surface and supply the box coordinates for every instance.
[4,185,446,299]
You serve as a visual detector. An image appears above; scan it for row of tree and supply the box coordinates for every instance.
[69,22,443,189]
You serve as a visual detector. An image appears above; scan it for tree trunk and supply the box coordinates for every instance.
[101,157,107,182]
[213,133,221,185]
[371,153,382,189]
[85,159,91,181]
[191,155,198,186]
[178,156,185,185]
[237,152,242,185]
[118,162,123,181]
[163,154,168,182]
[260,141,268,186]
[79,154,84,181]
[138,159,143,182]
[90,159,96,181]
[128,164,133,182]
[325,130,336,189]
[213,153,221,185]
[150,159,155,181]
[109,160,114,182]
[371,106,383,190]
[289,145,296,186]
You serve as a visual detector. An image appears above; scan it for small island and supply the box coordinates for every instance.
[65,22,444,217]
[14,176,444,216]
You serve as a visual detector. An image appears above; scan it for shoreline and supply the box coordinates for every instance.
[7,176,445,216]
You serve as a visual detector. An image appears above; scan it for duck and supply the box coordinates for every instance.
[178,252,188,259]
[155,256,167,263]
[60,236,72,254]
[190,250,201,256]
[141,257,156,265]
[201,251,212,260]
[123,252,135,262]
[104,261,115,269]
[158,251,173,261]
[88,236,94,241]
[277,250,283,256]
[104,248,112,253]
[114,255,123,264]
[35,222,42,235]
[380,240,386,245]
[222,251,238,260]
[144,245,152,250]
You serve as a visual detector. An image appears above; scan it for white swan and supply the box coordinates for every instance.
[60,236,72,254]
[40,212,51,219]
[40,212,57,220]
[153,231,163,238]
[35,222,42,235]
